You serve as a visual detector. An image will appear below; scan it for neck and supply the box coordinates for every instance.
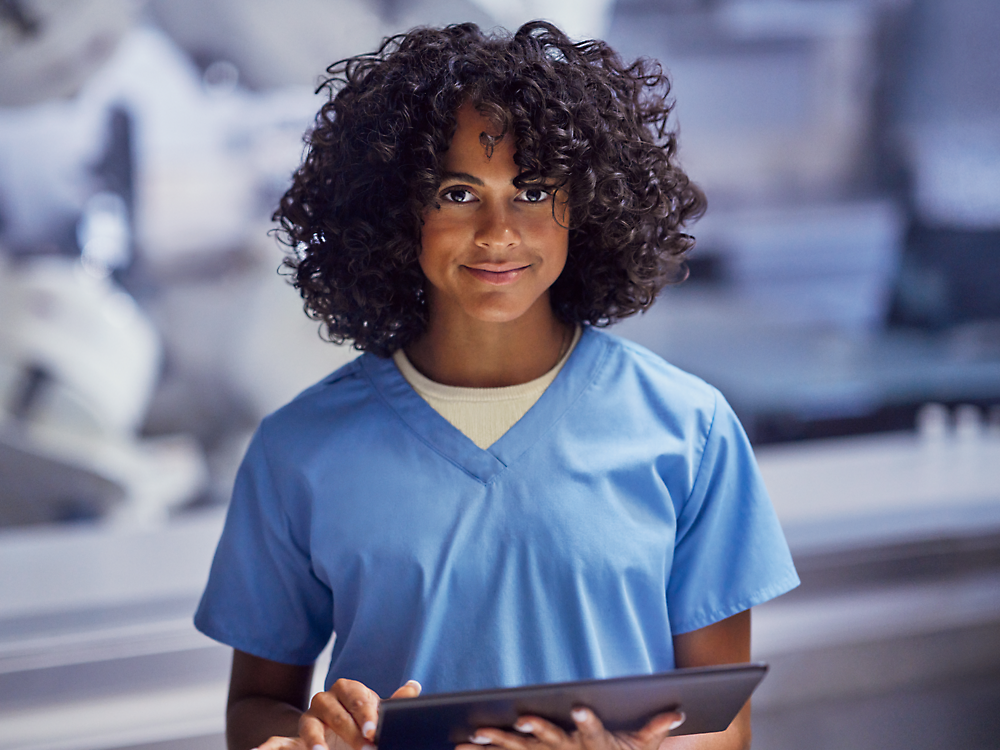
[404,300,572,388]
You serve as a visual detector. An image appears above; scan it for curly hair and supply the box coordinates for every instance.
[274,21,705,357]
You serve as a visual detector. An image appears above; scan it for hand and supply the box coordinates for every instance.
[255,679,422,750]
[456,706,686,750]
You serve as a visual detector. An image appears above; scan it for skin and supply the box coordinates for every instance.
[404,102,574,388]
[235,104,752,750]
[231,611,749,750]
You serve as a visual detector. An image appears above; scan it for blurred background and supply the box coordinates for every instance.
[0,0,998,748]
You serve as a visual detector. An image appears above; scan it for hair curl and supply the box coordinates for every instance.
[274,21,705,357]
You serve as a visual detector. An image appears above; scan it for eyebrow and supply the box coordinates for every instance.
[439,171,484,186]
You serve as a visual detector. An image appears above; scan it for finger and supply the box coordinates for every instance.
[511,714,568,746]
[299,710,340,750]
[465,728,531,750]
[255,736,307,750]
[301,692,368,750]
[329,679,381,744]
[570,706,607,748]
[389,679,422,700]
[629,710,687,748]
[456,742,498,750]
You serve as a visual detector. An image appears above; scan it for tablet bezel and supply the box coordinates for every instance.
[376,662,767,750]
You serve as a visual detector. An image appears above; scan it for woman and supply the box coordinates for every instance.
[195,21,799,750]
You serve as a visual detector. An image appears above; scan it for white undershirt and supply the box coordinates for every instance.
[392,326,582,449]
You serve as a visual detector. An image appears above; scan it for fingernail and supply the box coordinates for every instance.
[514,721,534,733]
[571,708,590,723]
[406,679,422,690]
[312,745,325,750]
[362,745,375,750]
[669,712,686,730]
[362,721,376,740]
[469,735,491,745]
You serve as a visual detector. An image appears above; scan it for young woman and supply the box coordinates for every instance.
[194,21,799,750]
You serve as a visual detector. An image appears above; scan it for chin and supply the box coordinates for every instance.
[462,299,539,325]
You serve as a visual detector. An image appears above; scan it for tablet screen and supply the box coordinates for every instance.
[377,663,767,750]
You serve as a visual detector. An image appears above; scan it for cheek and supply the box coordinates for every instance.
[417,221,448,275]
[546,197,571,276]
[544,226,570,279]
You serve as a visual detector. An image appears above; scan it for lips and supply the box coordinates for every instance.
[463,264,530,285]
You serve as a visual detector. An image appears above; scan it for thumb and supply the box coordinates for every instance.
[389,679,422,699]
[631,709,686,747]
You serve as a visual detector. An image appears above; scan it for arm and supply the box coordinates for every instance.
[227,649,422,750]
[664,609,752,750]
[227,649,313,750]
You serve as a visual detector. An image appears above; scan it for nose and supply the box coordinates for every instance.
[474,202,520,251]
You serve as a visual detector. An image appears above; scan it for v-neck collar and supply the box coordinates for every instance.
[359,327,611,484]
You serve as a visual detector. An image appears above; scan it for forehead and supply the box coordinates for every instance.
[441,102,516,173]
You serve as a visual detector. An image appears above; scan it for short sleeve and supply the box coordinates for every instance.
[666,390,799,634]
[194,424,333,664]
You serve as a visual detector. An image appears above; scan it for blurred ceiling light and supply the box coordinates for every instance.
[0,0,140,106]
[202,59,240,94]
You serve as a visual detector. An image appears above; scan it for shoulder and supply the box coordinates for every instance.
[255,353,383,451]
[583,327,722,421]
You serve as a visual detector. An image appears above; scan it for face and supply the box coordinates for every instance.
[418,102,569,328]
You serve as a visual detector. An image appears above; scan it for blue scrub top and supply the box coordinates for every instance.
[195,327,799,697]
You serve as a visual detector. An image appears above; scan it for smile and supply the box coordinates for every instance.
[463,265,530,285]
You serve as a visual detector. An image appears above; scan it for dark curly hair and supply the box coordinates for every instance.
[274,20,705,357]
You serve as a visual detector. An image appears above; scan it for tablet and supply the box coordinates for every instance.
[376,663,767,750]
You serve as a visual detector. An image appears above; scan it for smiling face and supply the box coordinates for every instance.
[418,102,570,330]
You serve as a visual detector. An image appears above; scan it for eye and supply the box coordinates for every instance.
[441,187,477,204]
[517,187,552,203]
